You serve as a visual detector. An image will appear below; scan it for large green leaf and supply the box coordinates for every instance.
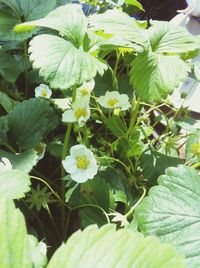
[7,98,57,151]
[0,197,32,268]
[89,9,148,50]
[28,34,107,89]
[0,169,30,199]
[148,21,200,55]
[130,51,189,102]
[15,4,87,47]
[47,224,185,268]
[135,165,200,268]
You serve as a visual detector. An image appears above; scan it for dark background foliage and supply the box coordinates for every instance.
[140,0,187,21]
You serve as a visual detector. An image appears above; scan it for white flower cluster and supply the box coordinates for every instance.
[62,80,95,127]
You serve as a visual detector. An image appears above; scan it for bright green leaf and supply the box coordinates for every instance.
[89,9,148,50]
[47,224,186,268]
[130,51,190,103]
[0,197,32,268]
[148,21,200,55]
[135,165,200,268]
[0,169,30,199]
[125,0,144,10]
[29,34,107,90]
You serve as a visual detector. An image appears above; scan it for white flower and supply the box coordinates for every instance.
[62,97,90,127]
[35,84,52,99]
[76,79,95,100]
[0,157,12,171]
[62,144,98,183]
[98,91,130,110]
[53,98,71,111]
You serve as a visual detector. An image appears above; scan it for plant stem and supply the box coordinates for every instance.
[127,97,141,136]
[60,86,76,238]
[125,187,146,219]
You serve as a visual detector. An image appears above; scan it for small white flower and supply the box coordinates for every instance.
[76,79,95,100]
[0,157,12,171]
[62,144,98,183]
[35,84,52,99]
[98,91,130,110]
[62,97,90,127]
[53,98,71,111]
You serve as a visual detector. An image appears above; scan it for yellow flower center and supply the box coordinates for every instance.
[192,143,200,156]
[81,88,89,96]
[41,89,47,97]
[76,155,89,169]
[107,98,119,107]
[74,108,87,120]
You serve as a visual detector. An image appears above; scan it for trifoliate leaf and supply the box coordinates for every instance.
[135,165,200,268]
[47,224,186,268]
[130,51,190,103]
[29,34,107,90]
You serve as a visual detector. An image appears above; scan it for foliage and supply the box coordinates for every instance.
[0,0,200,267]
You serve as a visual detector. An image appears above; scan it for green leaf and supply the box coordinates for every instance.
[105,116,127,137]
[148,21,200,55]
[125,0,144,10]
[0,197,32,268]
[89,9,148,50]
[47,224,186,268]
[135,165,200,268]
[0,0,57,41]
[7,98,57,151]
[20,0,56,21]
[0,51,21,82]
[0,149,38,173]
[0,169,31,199]
[28,34,107,90]
[0,0,21,14]
[15,4,87,47]
[0,91,16,112]
[140,150,184,185]
[130,51,189,103]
